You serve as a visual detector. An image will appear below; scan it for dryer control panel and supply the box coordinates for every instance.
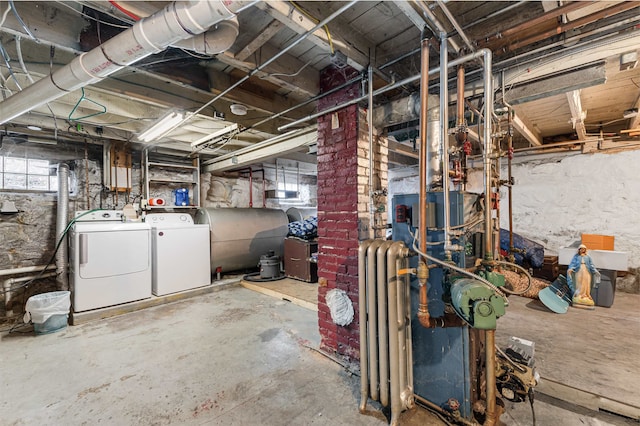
[74,210,123,222]
[146,213,193,225]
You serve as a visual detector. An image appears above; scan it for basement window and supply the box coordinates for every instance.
[277,181,299,199]
[0,156,59,192]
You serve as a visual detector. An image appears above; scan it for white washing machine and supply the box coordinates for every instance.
[69,210,152,312]
[146,213,211,296]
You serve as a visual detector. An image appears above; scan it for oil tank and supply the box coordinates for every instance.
[286,207,317,222]
[195,208,288,273]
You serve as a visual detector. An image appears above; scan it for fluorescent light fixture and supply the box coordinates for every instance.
[191,123,239,148]
[137,111,185,142]
[29,137,57,145]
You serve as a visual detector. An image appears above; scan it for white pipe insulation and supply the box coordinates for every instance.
[0,0,251,125]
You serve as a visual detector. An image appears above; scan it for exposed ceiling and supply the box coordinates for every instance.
[0,1,639,172]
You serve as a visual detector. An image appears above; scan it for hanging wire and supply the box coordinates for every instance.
[0,2,12,28]
[53,1,131,29]
[9,0,39,43]
[0,40,22,91]
[15,35,60,139]
[261,53,330,79]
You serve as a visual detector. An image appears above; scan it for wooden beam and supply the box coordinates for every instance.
[512,113,542,146]
[388,140,419,159]
[255,1,371,71]
[566,90,588,140]
[393,1,428,30]
[217,40,319,97]
[235,20,284,61]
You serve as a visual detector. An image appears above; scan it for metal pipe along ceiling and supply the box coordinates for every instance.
[0,0,252,125]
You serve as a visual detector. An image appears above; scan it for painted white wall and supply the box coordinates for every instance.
[389,150,640,268]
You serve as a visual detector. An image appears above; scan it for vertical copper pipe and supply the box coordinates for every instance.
[248,168,253,208]
[260,169,266,208]
[417,27,431,328]
[484,329,498,426]
[457,66,465,127]
[507,111,514,253]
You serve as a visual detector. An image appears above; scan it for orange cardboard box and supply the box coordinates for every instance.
[581,234,614,251]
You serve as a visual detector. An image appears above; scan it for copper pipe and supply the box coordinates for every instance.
[484,329,498,426]
[249,169,253,208]
[457,66,465,127]
[478,1,594,48]
[418,27,431,328]
[507,111,514,254]
[508,2,639,52]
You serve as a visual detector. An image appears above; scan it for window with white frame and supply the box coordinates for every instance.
[277,181,299,199]
[0,155,59,191]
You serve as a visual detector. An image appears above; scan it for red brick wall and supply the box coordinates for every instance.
[317,66,361,359]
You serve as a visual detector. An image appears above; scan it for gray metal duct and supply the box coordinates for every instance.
[56,163,69,291]
[0,1,251,125]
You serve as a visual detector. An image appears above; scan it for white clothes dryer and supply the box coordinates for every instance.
[69,210,152,312]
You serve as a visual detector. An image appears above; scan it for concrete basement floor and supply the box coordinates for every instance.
[1,283,638,426]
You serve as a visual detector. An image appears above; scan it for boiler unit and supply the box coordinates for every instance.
[195,208,289,273]
[393,192,482,418]
[69,210,151,312]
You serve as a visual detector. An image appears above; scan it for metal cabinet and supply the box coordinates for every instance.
[284,238,318,283]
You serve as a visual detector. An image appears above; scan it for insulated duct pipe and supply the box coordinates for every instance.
[56,163,69,292]
[171,18,239,54]
[113,2,240,55]
[0,1,251,125]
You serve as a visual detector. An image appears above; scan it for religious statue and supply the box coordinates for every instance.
[566,244,600,307]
